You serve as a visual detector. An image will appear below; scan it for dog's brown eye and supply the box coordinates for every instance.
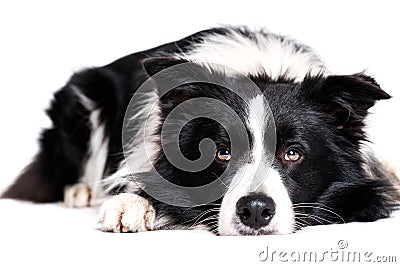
[217,149,231,161]
[284,149,301,162]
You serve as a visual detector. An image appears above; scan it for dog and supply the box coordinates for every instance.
[2,26,399,235]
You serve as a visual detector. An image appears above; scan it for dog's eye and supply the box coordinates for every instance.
[216,149,231,161]
[284,149,302,162]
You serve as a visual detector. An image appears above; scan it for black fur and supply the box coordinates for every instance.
[2,26,399,235]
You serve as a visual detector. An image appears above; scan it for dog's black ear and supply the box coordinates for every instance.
[141,57,208,114]
[304,73,390,143]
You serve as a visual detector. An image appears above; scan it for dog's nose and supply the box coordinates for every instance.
[236,194,276,229]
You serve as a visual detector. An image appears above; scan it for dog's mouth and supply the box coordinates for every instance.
[237,228,277,236]
[231,219,279,235]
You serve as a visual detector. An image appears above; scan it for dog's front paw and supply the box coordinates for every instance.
[64,183,91,208]
[98,193,156,233]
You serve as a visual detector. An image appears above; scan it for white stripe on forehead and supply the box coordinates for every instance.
[247,94,271,190]
[247,94,266,167]
[225,94,268,194]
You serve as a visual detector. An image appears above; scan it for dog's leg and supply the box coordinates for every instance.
[1,85,93,203]
[2,67,121,205]
[98,193,156,233]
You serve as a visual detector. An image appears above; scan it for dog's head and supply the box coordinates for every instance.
[141,58,391,235]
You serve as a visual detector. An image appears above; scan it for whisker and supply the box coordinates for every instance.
[294,212,335,225]
[192,215,219,227]
[293,203,345,223]
[180,208,220,226]
[189,210,220,227]
[294,217,311,227]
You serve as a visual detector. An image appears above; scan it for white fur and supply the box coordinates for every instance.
[247,95,266,185]
[218,95,294,235]
[125,91,160,172]
[71,85,95,110]
[69,86,109,206]
[178,28,325,81]
[249,96,294,233]
[218,164,257,235]
[103,91,160,194]
[98,193,156,232]
[255,169,294,234]
[82,109,109,205]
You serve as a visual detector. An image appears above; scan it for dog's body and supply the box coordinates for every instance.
[3,26,399,235]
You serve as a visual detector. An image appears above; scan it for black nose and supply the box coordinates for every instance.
[236,194,276,229]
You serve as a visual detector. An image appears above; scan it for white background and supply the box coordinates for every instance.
[0,1,399,266]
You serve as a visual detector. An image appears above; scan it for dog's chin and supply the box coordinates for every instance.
[218,218,285,236]
[236,226,279,236]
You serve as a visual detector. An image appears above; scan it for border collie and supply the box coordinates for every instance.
[2,26,399,235]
